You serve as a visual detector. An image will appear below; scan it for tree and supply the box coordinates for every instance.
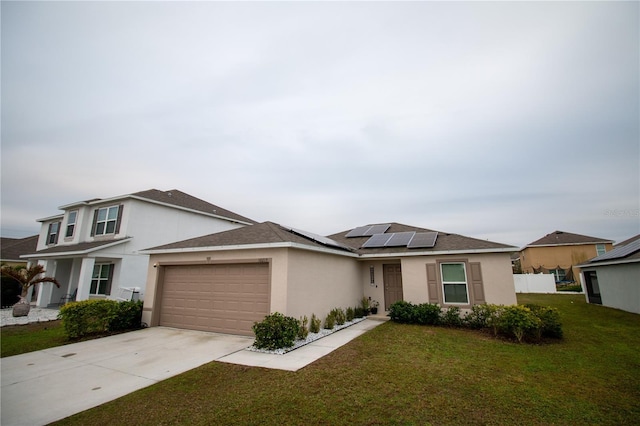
[0,264,60,317]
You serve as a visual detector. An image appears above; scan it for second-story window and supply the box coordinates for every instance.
[596,244,606,256]
[92,205,122,236]
[47,222,61,244]
[65,211,77,238]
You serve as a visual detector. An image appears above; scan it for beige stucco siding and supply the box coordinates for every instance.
[521,244,613,284]
[285,248,362,320]
[471,253,517,305]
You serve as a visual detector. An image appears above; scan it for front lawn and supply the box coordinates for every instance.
[51,294,640,425]
[1,320,67,357]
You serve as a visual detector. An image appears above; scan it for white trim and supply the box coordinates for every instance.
[21,238,131,259]
[141,241,360,258]
[578,258,640,268]
[440,262,470,305]
[36,214,64,223]
[358,247,515,258]
[524,241,614,249]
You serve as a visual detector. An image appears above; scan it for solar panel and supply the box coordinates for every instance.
[364,224,391,236]
[589,238,640,262]
[407,232,438,248]
[385,232,416,247]
[345,226,371,238]
[361,233,393,248]
[288,227,354,251]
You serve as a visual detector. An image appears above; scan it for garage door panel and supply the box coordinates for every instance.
[159,263,269,336]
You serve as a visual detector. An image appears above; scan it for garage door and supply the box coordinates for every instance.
[159,263,269,336]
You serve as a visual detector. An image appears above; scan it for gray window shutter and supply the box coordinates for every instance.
[469,262,485,304]
[54,222,61,244]
[114,204,124,234]
[426,263,440,304]
[47,223,53,244]
[90,210,98,236]
[105,264,115,296]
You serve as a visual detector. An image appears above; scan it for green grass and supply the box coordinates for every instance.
[1,320,67,357]
[11,295,640,425]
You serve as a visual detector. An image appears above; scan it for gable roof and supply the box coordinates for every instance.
[328,222,515,256]
[143,222,355,255]
[524,231,613,248]
[615,234,640,247]
[580,234,640,267]
[55,189,256,225]
[1,235,39,262]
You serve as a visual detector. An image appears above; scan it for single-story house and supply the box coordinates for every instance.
[141,222,517,336]
[578,234,640,314]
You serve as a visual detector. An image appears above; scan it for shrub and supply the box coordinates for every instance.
[310,313,321,333]
[388,300,416,323]
[414,303,441,325]
[464,304,498,329]
[525,304,563,339]
[324,312,336,329]
[354,306,365,318]
[331,308,346,326]
[360,297,370,314]
[440,306,463,327]
[58,299,143,339]
[346,307,355,322]
[253,312,300,350]
[298,315,309,340]
[496,305,541,343]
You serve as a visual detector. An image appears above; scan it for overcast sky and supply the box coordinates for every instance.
[1,1,638,248]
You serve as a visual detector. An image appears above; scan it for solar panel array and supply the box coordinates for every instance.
[588,238,640,262]
[287,227,354,251]
[345,224,391,238]
[361,231,439,249]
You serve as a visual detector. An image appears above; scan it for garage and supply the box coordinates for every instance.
[158,263,270,336]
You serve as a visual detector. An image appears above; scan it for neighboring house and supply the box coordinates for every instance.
[1,235,38,267]
[21,189,256,307]
[578,234,640,314]
[141,222,517,336]
[519,231,614,285]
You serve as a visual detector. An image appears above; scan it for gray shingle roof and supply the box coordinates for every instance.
[1,235,38,261]
[525,231,613,247]
[22,238,131,258]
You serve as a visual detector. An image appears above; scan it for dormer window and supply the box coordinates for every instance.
[47,222,61,245]
[65,211,78,238]
[91,205,123,236]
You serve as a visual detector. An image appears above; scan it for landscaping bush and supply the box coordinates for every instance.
[440,306,463,327]
[252,312,300,350]
[346,307,355,322]
[331,308,346,326]
[58,299,143,339]
[524,304,563,338]
[463,304,497,329]
[298,315,309,340]
[388,300,416,323]
[1,276,21,308]
[310,313,321,333]
[495,305,542,343]
[414,302,441,325]
[354,306,365,318]
[324,311,336,330]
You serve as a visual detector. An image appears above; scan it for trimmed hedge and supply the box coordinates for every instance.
[58,299,143,339]
[388,301,563,344]
[252,312,299,350]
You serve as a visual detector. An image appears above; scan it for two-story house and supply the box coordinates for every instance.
[519,230,614,285]
[22,189,256,307]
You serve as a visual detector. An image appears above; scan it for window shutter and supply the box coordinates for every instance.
[90,210,99,236]
[105,264,115,296]
[469,262,485,304]
[47,223,53,244]
[426,263,440,304]
[114,204,124,234]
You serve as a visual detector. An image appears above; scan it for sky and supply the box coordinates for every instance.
[1,1,638,249]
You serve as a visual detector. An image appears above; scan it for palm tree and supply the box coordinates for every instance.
[1,264,60,317]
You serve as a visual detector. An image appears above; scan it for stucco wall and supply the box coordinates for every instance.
[520,244,613,284]
[285,249,362,321]
[583,263,640,314]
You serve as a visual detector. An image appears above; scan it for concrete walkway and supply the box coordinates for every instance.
[1,320,384,426]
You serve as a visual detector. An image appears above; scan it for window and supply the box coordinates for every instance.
[549,268,566,282]
[369,266,375,284]
[90,264,113,296]
[440,262,469,304]
[47,222,60,244]
[596,244,606,256]
[65,211,77,238]
[93,205,120,236]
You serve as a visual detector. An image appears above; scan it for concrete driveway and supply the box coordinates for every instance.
[1,327,252,426]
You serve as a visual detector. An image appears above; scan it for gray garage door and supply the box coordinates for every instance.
[159,263,269,336]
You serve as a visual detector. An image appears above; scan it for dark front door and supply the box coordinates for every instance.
[584,271,602,305]
[383,264,403,310]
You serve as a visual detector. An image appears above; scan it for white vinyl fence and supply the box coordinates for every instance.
[513,274,556,293]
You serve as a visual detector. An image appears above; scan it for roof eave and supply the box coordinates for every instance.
[578,258,640,268]
[141,242,359,258]
[21,238,132,259]
[358,247,516,259]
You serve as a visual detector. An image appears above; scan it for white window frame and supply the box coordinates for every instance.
[95,206,119,236]
[47,222,60,245]
[65,211,78,238]
[595,244,606,256]
[90,264,113,296]
[440,262,469,305]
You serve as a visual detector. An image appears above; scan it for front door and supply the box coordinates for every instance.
[584,271,602,305]
[383,264,403,310]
